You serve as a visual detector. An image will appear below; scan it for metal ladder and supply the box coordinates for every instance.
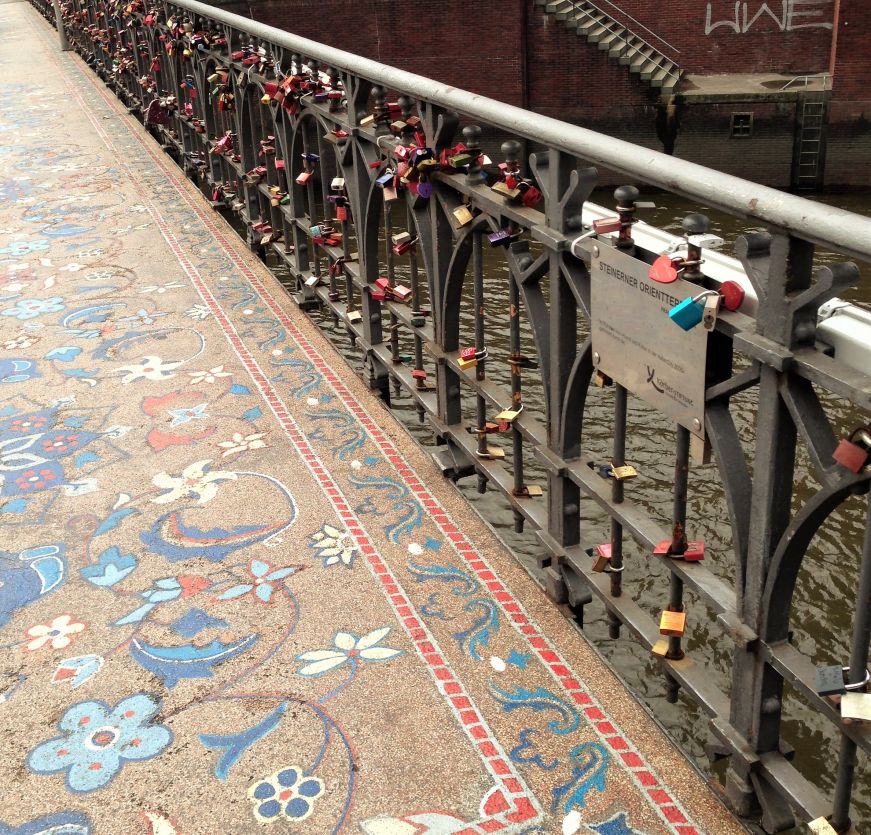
[795,95,827,190]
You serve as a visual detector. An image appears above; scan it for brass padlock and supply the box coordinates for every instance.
[610,464,638,480]
[453,206,474,227]
[659,609,686,637]
[494,406,523,424]
[808,818,839,835]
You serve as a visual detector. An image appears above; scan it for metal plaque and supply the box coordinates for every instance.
[591,245,707,438]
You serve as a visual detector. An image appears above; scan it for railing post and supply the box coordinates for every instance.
[52,0,69,50]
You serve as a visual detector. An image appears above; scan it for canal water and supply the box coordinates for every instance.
[270,187,871,830]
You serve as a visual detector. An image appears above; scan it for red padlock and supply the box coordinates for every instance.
[649,254,679,284]
[719,280,745,311]
[833,428,871,473]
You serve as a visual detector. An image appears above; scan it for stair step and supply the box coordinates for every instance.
[575,13,605,34]
[538,0,682,94]
[629,46,656,69]
[598,30,628,52]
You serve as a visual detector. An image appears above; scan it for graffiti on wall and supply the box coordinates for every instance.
[705,1,834,35]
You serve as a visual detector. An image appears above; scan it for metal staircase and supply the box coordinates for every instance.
[534,0,682,93]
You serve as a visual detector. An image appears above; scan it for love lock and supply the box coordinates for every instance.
[832,426,871,473]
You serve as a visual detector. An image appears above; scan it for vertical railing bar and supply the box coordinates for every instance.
[667,425,690,677]
[609,383,627,638]
[473,233,488,477]
[509,272,525,532]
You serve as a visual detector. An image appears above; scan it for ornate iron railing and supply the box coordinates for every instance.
[32,0,871,830]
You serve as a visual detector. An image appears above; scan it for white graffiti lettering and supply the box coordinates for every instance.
[704,0,834,35]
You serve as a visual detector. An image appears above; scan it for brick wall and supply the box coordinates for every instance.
[831,0,871,101]
[246,0,527,106]
[589,0,834,74]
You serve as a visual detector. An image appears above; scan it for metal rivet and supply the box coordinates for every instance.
[592,245,599,257]
[593,352,600,365]
[692,418,702,430]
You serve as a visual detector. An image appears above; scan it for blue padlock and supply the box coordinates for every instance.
[668,291,718,331]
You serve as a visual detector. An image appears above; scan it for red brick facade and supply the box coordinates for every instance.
[238,0,867,187]
[596,0,835,74]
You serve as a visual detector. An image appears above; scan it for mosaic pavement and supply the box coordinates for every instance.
[0,4,746,834]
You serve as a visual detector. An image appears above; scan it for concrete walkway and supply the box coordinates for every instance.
[0,4,745,834]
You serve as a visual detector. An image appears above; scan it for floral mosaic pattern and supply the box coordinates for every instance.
[27,694,172,792]
[0,8,718,835]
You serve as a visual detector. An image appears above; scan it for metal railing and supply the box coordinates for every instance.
[32,0,871,830]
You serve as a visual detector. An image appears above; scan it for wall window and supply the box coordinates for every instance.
[731,113,753,138]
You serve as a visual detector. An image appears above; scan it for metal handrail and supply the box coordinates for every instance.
[585,0,681,56]
[173,0,871,261]
[780,73,831,91]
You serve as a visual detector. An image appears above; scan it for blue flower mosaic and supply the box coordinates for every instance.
[0,239,49,256]
[247,766,324,823]
[1,297,64,320]
[27,693,172,793]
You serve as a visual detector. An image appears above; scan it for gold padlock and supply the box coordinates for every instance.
[346,310,362,324]
[524,485,543,497]
[453,206,474,227]
[651,639,669,657]
[494,407,522,423]
[611,464,638,480]
[659,609,686,637]
[808,819,839,835]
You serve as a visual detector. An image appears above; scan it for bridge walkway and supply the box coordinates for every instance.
[0,4,744,833]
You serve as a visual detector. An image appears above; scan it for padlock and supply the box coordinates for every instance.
[832,427,871,473]
[611,464,638,480]
[569,217,622,257]
[336,206,348,222]
[296,170,313,186]
[651,639,670,657]
[702,294,720,331]
[494,406,523,424]
[841,692,871,722]
[392,285,412,303]
[411,369,428,381]
[331,177,345,191]
[591,543,611,573]
[659,609,686,637]
[719,280,745,311]
[392,231,413,246]
[393,239,416,256]
[453,206,474,227]
[458,346,484,370]
[347,310,362,324]
[491,181,521,200]
[668,291,719,331]
[808,818,839,835]
[304,275,320,288]
[653,537,705,562]
[815,665,846,697]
